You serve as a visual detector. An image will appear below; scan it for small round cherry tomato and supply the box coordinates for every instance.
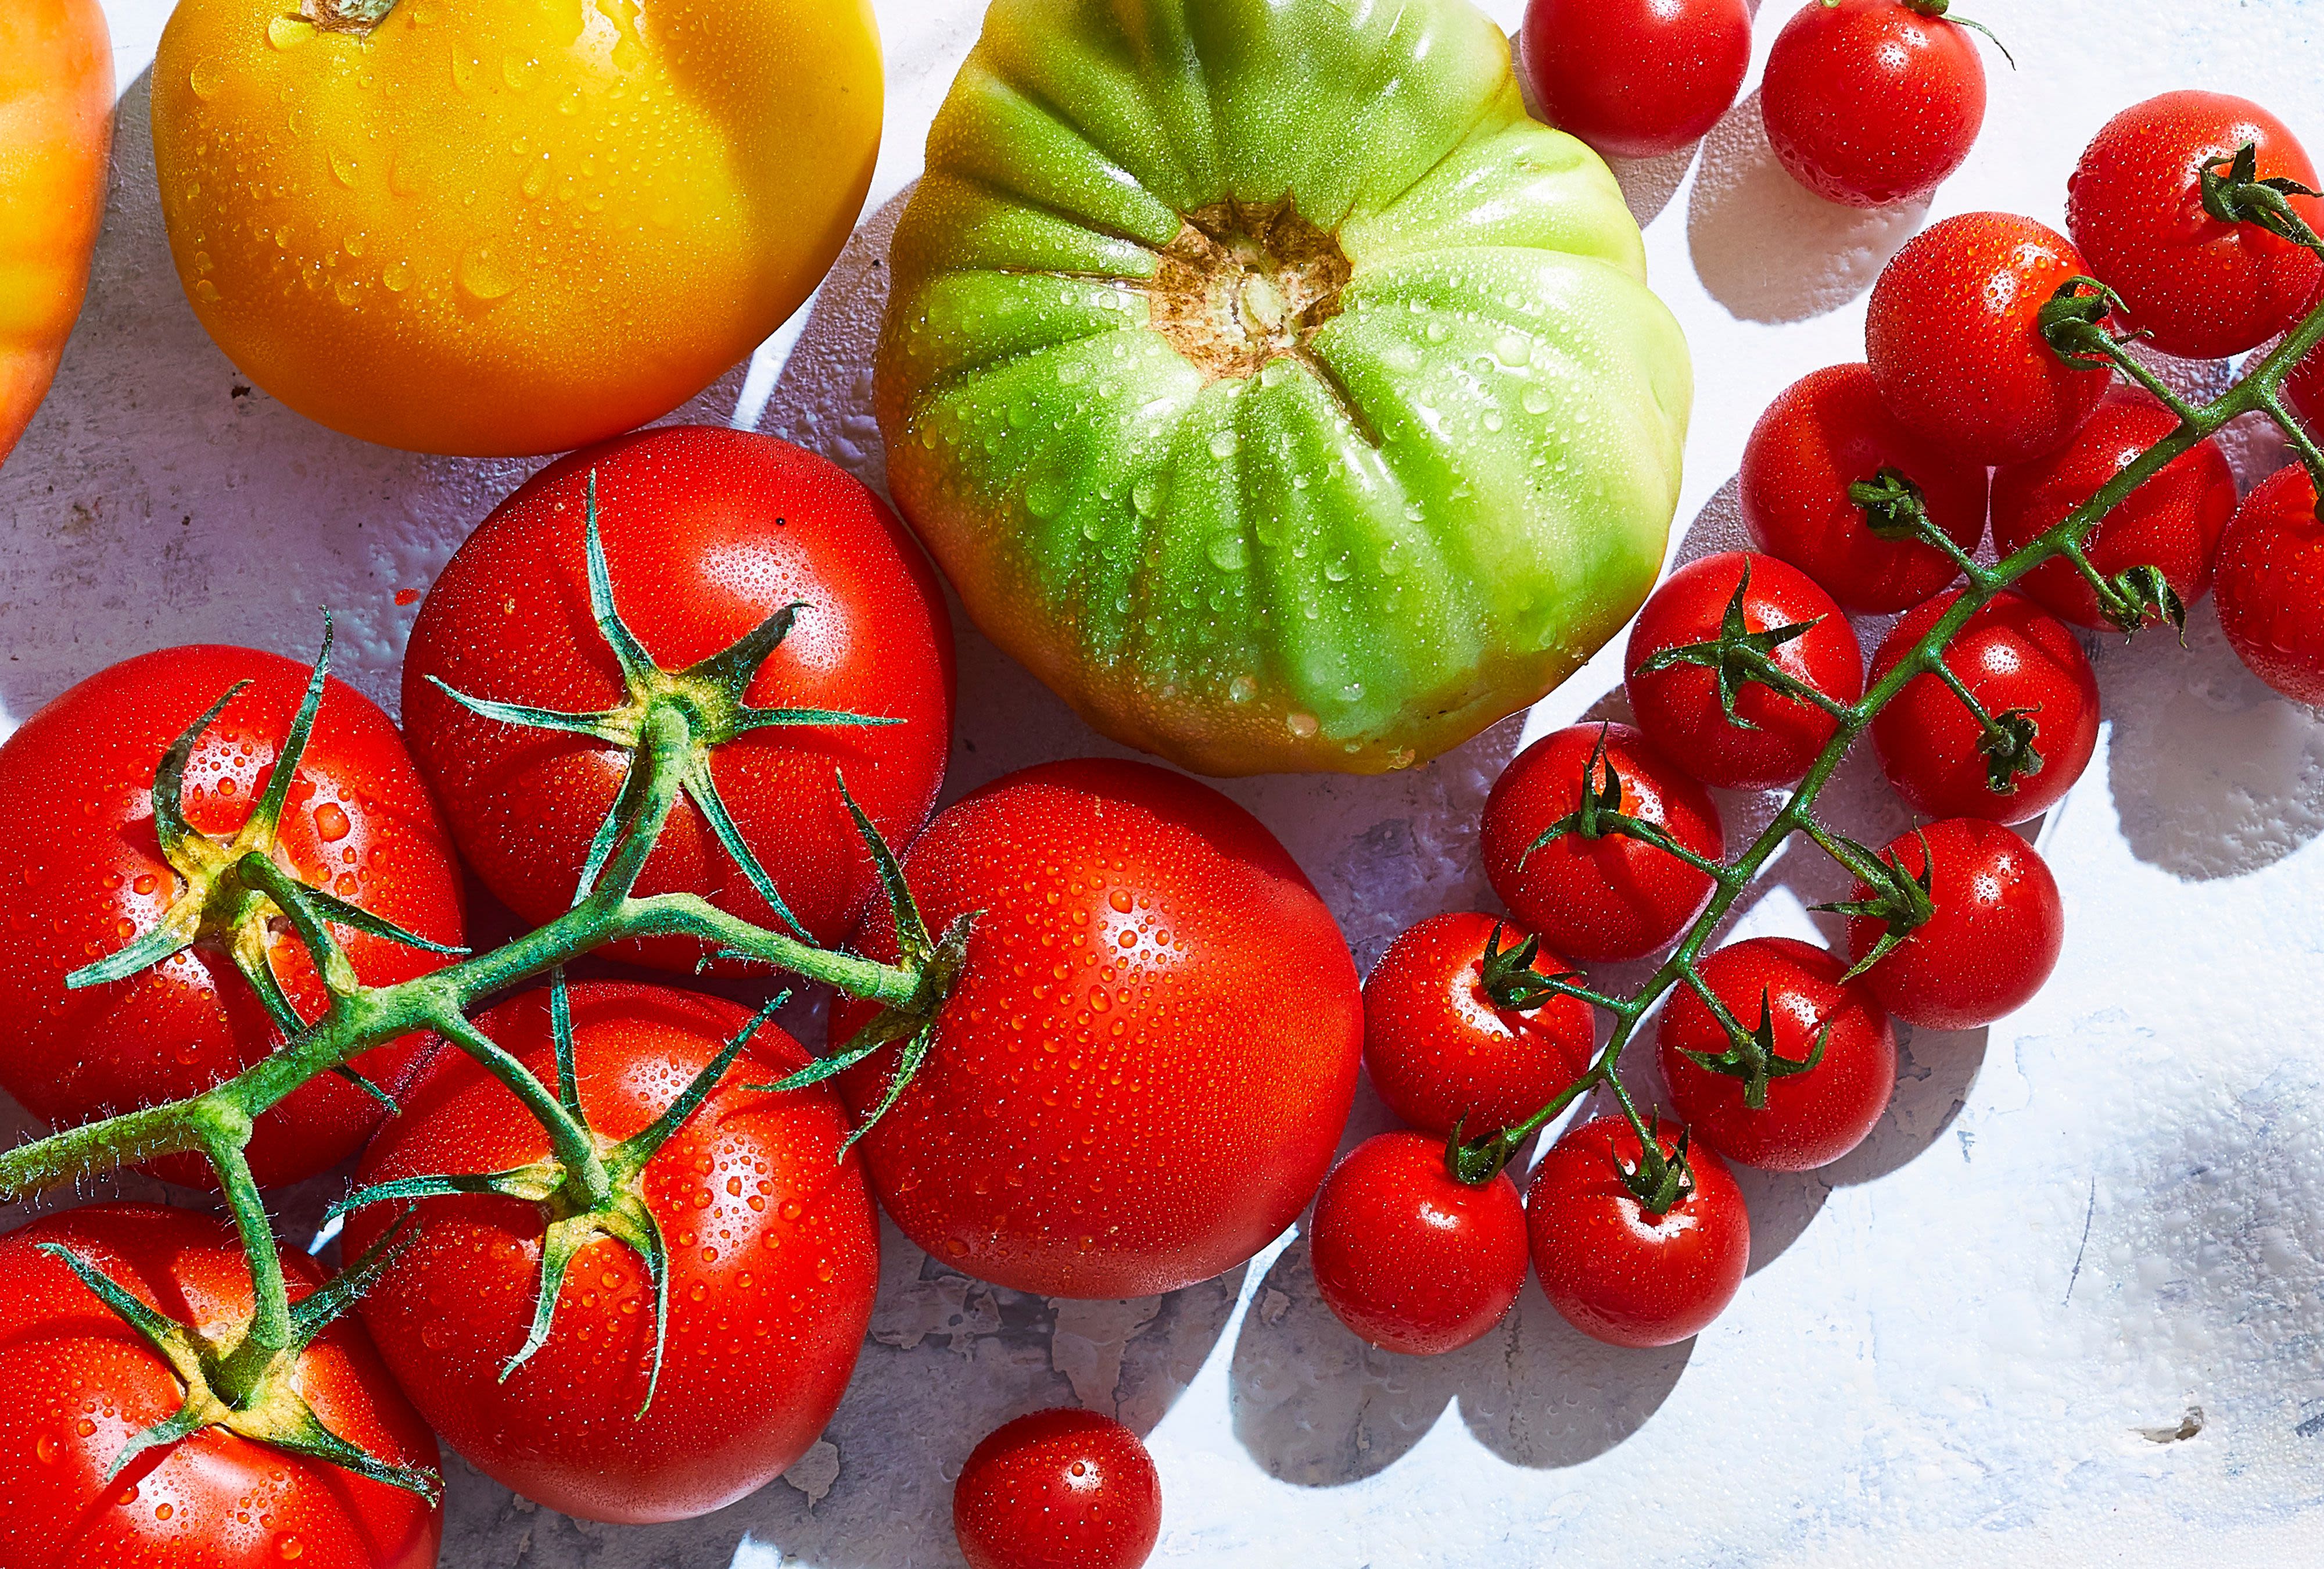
[1361,912,1594,1140]
[1656,937,1897,1172]
[1845,818,2065,1030]
[1525,1116,1749,1348]
[1869,590,2101,825]
[1740,363,1992,615]
[1625,551,1866,790]
[1761,0,1991,209]
[1308,1132,1530,1357]
[2214,464,2324,706]
[2067,91,2324,361]
[1519,0,1753,161]
[953,1409,1161,1569]
[1481,723,1724,963]
[1867,212,2113,464]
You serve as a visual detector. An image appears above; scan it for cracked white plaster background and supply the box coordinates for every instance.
[5,1,2324,1564]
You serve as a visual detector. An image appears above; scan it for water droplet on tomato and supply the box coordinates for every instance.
[314,803,351,843]
[265,15,314,49]
[458,247,518,303]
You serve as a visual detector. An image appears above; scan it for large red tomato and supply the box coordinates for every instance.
[0,647,464,1187]
[2214,464,2324,706]
[831,760,1363,1299]
[342,982,878,1524]
[0,1204,439,1569]
[403,425,954,969]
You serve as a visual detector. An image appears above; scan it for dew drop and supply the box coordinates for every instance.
[1287,712,1320,739]
[266,15,314,49]
[314,802,352,842]
[381,260,412,292]
[189,59,228,101]
[457,246,518,302]
[1207,429,1240,461]
[1206,535,1249,571]
[1522,386,1552,416]
[1228,675,1258,704]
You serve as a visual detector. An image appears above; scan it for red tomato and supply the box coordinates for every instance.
[1307,1131,1529,1356]
[2214,465,2324,705]
[402,425,954,970]
[1869,590,2101,825]
[953,1409,1161,1569]
[1761,0,1989,209]
[0,1205,439,1569]
[1360,911,1594,1140]
[831,760,1362,1299]
[1525,1116,1749,1348]
[2066,92,2324,361]
[1867,213,2113,464]
[1656,937,1897,1172]
[1518,0,1752,160]
[1624,551,1866,790]
[0,647,464,1187]
[1740,363,1992,615]
[1989,389,2237,629]
[1845,818,2064,1030]
[2291,343,2324,438]
[1480,723,1724,963]
[342,982,878,1524]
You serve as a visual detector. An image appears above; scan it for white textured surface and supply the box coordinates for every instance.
[6,2,2324,1565]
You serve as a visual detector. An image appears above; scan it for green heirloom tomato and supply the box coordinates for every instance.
[878,0,1691,776]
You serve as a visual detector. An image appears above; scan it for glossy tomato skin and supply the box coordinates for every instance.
[2066,92,2324,361]
[1989,389,2237,629]
[1846,819,2064,1030]
[953,1409,1161,1569]
[1308,1132,1530,1356]
[341,982,878,1524]
[0,1205,439,1569]
[1870,591,2101,825]
[1761,0,1986,209]
[1525,1117,1749,1348]
[2213,465,2324,705]
[1867,213,2113,465]
[1480,723,1724,963]
[1656,938,1897,1172]
[0,647,464,1188]
[1518,0,1752,161]
[1361,912,1594,1140]
[831,760,1362,1300]
[1625,551,1866,790]
[403,426,953,972]
[1740,363,1991,615]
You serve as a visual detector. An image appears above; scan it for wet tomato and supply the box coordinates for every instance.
[1761,0,1991,209]
[1519,0,1753,160]
[2213,464,2324,706]
[953,1409,1161,1569]
[1845,819,2065,1031]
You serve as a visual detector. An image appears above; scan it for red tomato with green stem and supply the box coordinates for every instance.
[0,644,464,1188]
[341,981,879,1524]
[1360,912,1594,1141]
[0,1204,440,1569]
[402,424,954,972]
[1624,551,1866,791]
[2212,464,2324,706]
[1656,937,1897,1172]
[953,1409,1161,1569]
[1518,0,1752,161]
[1308,1132,1529,1356]
[1481,723,1725,963]
[1869,590,2101,825]
[1844,818,2064,1030]
[831,759,1363,1300]
[1761,0,1995,209]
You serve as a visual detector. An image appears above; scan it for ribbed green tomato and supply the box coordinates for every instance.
[878,0,1691,777]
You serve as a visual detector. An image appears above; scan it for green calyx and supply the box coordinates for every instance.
[2039,277,2131,370]
[1616,1123,1696,1217]
[1815,828,1938,981]
[1477,922,1584,1013]
[1520,724,1731,884]
[1674,982,1831,1113]
[1630,560,1835,732]
[2200,142,2323,247]
[1849,466,1934,543]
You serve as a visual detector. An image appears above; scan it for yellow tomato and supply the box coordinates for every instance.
[0,0,112,472]
[152,0,882,457]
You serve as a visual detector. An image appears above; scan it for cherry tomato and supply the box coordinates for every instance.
[1868,590,2101,825]
[1656,937,1897,1172]
[2066,92,2324,361]
[1360,911,1594,1140]
[1867,212,2113,464]
[1989,389,2237,629]
[1761,0,1990,209]
[1480,723,1724,963]
[2214,464,2324,705]
[1525,1116,1749,1348]
[1308,1132,1530,1357]
[831,760,1363,1299]
[1740,363,1992,615]
[953,1409,1161,1569]
[0,646,464,1188]
[403,425,953,971]
[0,1205,439,1569]
[1845,818,2064,1030]
[1518,0,1752,161]
[342,982,878,1524]
[1624,551,1866,790]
